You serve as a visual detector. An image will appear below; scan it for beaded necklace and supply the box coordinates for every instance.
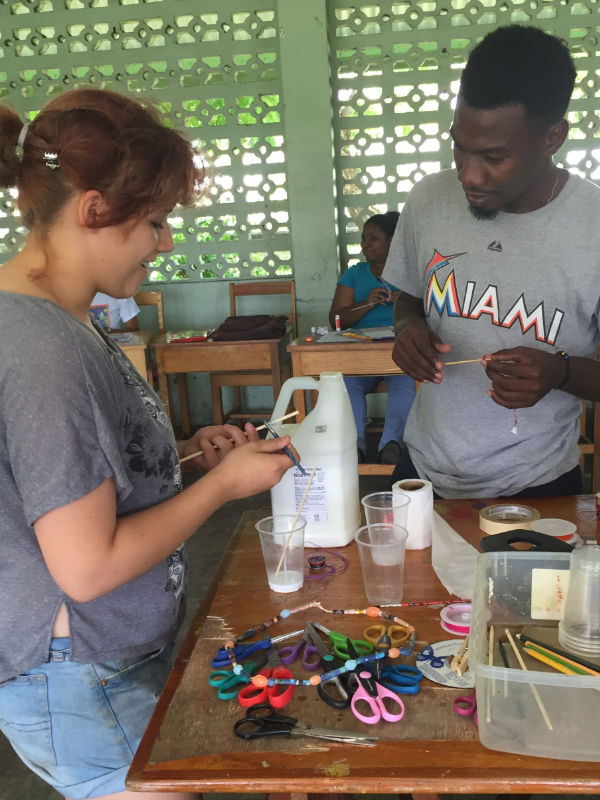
[223,602,416,688]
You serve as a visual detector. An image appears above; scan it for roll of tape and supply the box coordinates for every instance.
[440,602,471,636]
[479,503,541,535]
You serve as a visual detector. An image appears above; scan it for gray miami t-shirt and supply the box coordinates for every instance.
[0,293,184,682]
[384,169,600,498]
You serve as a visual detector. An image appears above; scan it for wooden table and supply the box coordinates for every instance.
[153,330,292,435]
[288,337,402,475]
[128,495,600,795]
[109,330,153,384]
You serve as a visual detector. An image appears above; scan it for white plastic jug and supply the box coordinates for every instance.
[269,371,360,548]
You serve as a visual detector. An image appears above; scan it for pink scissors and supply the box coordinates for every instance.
[453,689,478,726]
[350,670,405,725]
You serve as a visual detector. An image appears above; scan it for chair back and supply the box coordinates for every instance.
[229,280,297,338]
[135,290,165,333]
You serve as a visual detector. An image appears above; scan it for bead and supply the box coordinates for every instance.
[225,640,235,649]
[366,606,381,617]
[281,609,291,618]
[388,647,400,659]
[233,664,244,675]
[345,659,357,670]
[267,678,276,687]
[252,674,268,687]
[309,674,322,685]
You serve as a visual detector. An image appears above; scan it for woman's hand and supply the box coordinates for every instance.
[212,436,295,500]
[179,423,256,471]
[366,286,391,306]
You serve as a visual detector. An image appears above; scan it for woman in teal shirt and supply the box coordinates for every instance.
[329,212,416,463]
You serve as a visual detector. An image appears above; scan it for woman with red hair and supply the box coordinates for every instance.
[0,89,293,800]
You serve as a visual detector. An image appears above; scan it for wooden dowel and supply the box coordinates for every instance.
[504,628,553,731]
[179,410,299,463]
[444,358,482,366]
[487,625,495,723]
[274,466,317,578]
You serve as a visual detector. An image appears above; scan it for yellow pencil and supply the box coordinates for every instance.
[524,647,578,676]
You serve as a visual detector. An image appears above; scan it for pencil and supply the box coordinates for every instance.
[524,647,578,675]
[342,332,374,341]
[179,410,299,463]
[517,637,600,676]
[515,633,600,675]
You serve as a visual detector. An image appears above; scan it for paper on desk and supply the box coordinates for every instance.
[431,511,479,598]
[316,326,395,343]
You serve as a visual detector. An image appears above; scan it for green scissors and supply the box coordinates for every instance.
[311,621,373,661]
[209,655,265,700]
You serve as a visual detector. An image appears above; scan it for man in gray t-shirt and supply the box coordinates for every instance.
[384,25,600,499]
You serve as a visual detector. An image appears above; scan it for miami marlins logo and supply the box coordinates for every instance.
[424,249,466,281]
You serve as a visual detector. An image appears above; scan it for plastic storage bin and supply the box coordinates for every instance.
[471,551,600,761]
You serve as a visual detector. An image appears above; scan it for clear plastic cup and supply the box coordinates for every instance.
[256,515,306,594]
[361,491,410,530]
[355,523,408,605]
[558,544,600,656]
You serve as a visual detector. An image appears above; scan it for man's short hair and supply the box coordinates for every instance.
[460,25,576,126]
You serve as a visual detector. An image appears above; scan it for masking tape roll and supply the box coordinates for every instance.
[479,503,541,535]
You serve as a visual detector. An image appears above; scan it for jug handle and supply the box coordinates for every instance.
[271,376,320,424]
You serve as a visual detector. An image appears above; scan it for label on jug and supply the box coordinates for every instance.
[293,466,328,524]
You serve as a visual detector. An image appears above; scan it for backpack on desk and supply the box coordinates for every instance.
[209,314,287,341]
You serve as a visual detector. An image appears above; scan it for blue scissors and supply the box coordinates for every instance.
[209,655,266,700]
[378,664,423,695]
[350,670,405,725]
[277,626,321,671]
[417,645,446,669]
[211,629,303,669]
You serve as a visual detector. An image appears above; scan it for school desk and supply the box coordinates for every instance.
[109,329,153,384]
[288,336,402,475]
[127,494,600,796]
[152,329,292,436]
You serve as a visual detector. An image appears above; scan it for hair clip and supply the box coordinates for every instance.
[43,152,60,170]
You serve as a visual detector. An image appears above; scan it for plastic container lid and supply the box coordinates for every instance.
[530,518,577,541]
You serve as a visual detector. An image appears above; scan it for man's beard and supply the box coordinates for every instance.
[469,204,498,221]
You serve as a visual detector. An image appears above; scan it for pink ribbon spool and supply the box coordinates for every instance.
[440,602,471,636]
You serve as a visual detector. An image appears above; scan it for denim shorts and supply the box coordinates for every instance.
[0,638,174,799]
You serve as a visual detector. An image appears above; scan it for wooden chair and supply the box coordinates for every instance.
[134,289,165,384]
[134,290,165,333]
[210,280,297,425]
[578,399,600,493]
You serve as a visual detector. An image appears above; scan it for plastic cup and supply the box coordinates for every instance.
[355,523,408,605]
[361,491,410,530]
[558,544,600,656]
[256,515,306,594]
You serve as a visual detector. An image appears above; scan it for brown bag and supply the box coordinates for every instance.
[209,314,287,341]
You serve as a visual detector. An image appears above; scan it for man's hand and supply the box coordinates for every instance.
[483,347,566,408]
[392,320,452,383]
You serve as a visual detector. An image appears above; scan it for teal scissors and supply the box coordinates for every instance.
[311,621,373,661]
[378,664,423,695]
[209,655,266,700]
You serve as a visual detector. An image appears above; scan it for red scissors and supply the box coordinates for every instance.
[237,643,295,709]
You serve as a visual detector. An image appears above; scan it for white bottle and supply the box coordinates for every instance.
[269,371,360,548]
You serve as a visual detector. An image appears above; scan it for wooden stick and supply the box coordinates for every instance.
[352,302,377,311]
[444,358,482,366]
[274,466,317,578]
[487,626,495,723]
[179,411,299,463]
[504,628,553,731]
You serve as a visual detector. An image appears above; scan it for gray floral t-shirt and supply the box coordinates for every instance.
[0,293,185,682]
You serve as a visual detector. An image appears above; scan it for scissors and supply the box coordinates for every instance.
[363,623,411,651]
[416,645,446,669]
[304,621,353,709]
[233,703,378,746]
[378,664,423,695]
[211,629,303,669]
[208,655,266,700]
[350,670,405,725]
[310,621,373,661]
[237,642,295,709]
[454,688,478,726]
[277,626,321,671]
